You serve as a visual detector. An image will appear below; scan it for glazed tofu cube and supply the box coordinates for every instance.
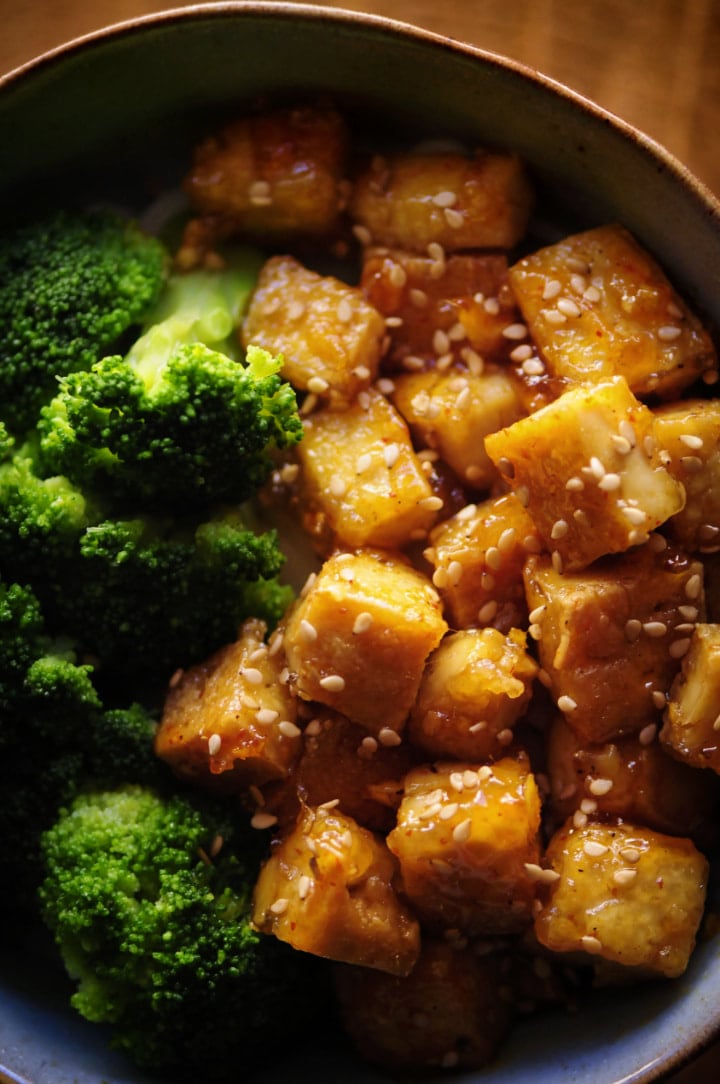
[393,365,525,491]
[360,247,517,368]
[350,150,533,252]
[407,628,537,761]
[252,804,420,976]
[661,623,720,774]
[183,103,349,237]
[241,255,385,406]
[155,618,300,789]
[546,714,719,845]
[509,224,717,398]
[524,543,706,744]
[334,940,513,1072]
[295,387,441,549]
[534,819,709,978]
[654,399,720,553]
[387,756,542,935]
[284,549,447,736]
[427,493,541,630]
[486,376,685,570]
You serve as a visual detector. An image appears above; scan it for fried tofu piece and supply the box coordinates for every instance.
[241,255,385,407]
[360,247,517,368]
[295,386,442,550]
[393,364,525,491]
[334,940,513,1071]
[546,714,719,845]
[350,150,533,253]
[387,756,542,935]
[486,376,685,570]
[534,819,709,978]
[654,398,720,553]
[509,224,717,398]
[252,804,420,976]
[661,623,720,774]
[524,543,706,744]
[426,493,541,631]
[284,549,447,737]
[183,103,349,238]
[407,628,537,761]
[155,618,300,789]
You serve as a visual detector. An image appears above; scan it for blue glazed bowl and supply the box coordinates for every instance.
[1,6,719,1083]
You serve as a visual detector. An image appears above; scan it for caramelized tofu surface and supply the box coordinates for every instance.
[534,819,709,978]
[252,804,420,975]
[155,619,301,789]
[350,150,533,252]
[661,622,720,773]
[509,224,717,398]
[654,398,720,553]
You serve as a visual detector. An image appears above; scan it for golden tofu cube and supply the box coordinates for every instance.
[284,549,447,736]
[334,940,513,1071]
[350,150,533,252]
[661,623,720,774]
[241,255,385,407]
[654,399,720,553]
[183,103,349,237]
[524,543,706,744]
[408,628,537,761]
[534,819,709,978]
[546,714,719,846]
[155,618,300,789]
[393,365,525,491]
[387,756,541,935]
[252,804,420,975]
[295,387,440,549]
[509,224,717,398]
[360,247,517,367]
[486,376,685,570]
[427,493,541,630]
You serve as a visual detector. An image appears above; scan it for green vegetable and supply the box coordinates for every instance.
[0,209,167,434]
[40,785,326,1080]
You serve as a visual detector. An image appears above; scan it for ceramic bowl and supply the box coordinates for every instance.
[1,5,720,1084]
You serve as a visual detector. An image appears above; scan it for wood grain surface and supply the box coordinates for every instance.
[2,1,720,1082]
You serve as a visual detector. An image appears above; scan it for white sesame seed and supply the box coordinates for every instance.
[497,728,514,746]
[551,550,564,574]
[256,708,279,725]
[557,297,582,318]
[573,810,588,828]
[558,695,577,712]
[669,638,691,659]
[207,733,221,756]
[580,935,603,953]
[439,802,459,821]
[352,224,372,245]
[433,189,457,207]
[621,506,647,526]
[639,722,658,744]
[657,325,682,341]
[478,600,498,623]
[613,868,638,886]
[580,798,597,814]
[241,667,264,685]
[551,519,569,540]
[278,720,301,738]
[447,560,463,586]
[269,897,289,915]
[643,621,668,637]
[355,452,372,474]
[419,495,444,511]
[319,674,345,692]
[598,472,622,492]
[542,279,562,300]
[287,300,305,321]
[502,322,528,341]
[484,297,500,315]
[299,618,318,642]
[251,811,278,830]
[378,727,402,747]
[433,328,451,355]
[588,777,614,796]
[444,207,464,229]
[619,420,637,447]
[620,847,642,863]
[583,284,602,302]
[297,875,312,900]
[685,574,702,599]
[524,863,561,885]
[358,735,378,757]
[510,343,533,362]
[388,262,407,287]
[329,475,347,497]
[409,287,428,308]
[566,476,584,491]
[522,358,546,376]
[589,456,606,479]
[452,818,472,843]
[353,611,374,634]
[583,840,609,858]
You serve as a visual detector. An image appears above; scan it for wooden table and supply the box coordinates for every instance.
[2,2,720,1082]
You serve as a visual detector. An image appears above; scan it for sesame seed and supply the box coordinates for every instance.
[497,728,514,746]
[528,623,543,641]
[452,818,472,843]
[657,325,682,341]
[287,299,305,321]
[620,847,641,863]
[439,802,459,821]
[449,772,465,792]
[566,476,584,491]
[583,840,609,858]
[528,605,546,623]
[463,770,480,787]
[558,695,577,713]
[378,727,402,747]
[329,475,347,497]
[427,241,446,263]
[433,189,458,207]
[524,863,561,885]
[551,519,569,540]
[461,346,484,373]
[621,505,647,526]
[580,935,603,953]
[256,708,279,725]
[383,443,400,468]
[455,385,471,410]
[570,273,587,294]
[522,358,546,376]
[685,574,702,599]
[589,456,606,479]
[669,638,691,659]
[484,296,500,315]
[358,735,378,757]
[557,297,581,318]
[409,287,428,308]
[352,224,372,245]
[419,495,444,511]
[353,611,374,634]
[542,279,562,300]
[573,810,588,828]
[598,472,622,491]
[643,621,668,637]
[432,328,451,355]
[444,207,464,229]
[355,453,372,474]
[318,798,340,810]
[447,560,463,586]
[478,600,498,623]
[251,811,278,830]
[298,875,312,900]
[299,619,318,643]
[588,777,614,796]
[207,733,221,756]
[551,550,564,574]
[580,798,597,814]
[278,720,301,738]
[713,715,720,732]
[543,307,567,326]
[510,343,533,362]
[610,434,633,455]
[388,262,407,287]
[319,674,345,692]
[502,322,528,340]
[241,667,264,685]
[353,364,372,381]
[613,868,638,886]
[639,722,658,744]
[583,284,602,302]
[679,433,703,450]
[269,897,289,915]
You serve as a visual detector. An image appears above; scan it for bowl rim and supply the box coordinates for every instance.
[1,0,719,221]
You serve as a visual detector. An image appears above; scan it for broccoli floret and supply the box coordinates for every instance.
[38,258,301,512]
[0,209,167,434]
[39,785,326,1080]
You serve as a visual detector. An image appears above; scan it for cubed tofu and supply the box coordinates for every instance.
[252,804,420,975]
[155,618,300,789]
[334,940,513,1071]
[654,399,720,553]
[534,819,709,978]
[284,549,447,736]
[427,493,541,630]
[360,247,517,368]
[393,365,526,491]
[408,628,537,761]
[524,543,706,744]
[387,756,542,935]
[350,150,533,252]
[546,714,719,845]
[509,224,717,398]
[241,255,386,406]
[486,376,685,570]
[183,103,349,237]
[295,387,441,550]
[661,623,720,774]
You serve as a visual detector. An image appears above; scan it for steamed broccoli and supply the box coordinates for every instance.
[38,260,301,512]
[39,785,327,1081]
[0,209,167,434]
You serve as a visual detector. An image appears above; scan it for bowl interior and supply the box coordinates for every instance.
[1,5,720,1084]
